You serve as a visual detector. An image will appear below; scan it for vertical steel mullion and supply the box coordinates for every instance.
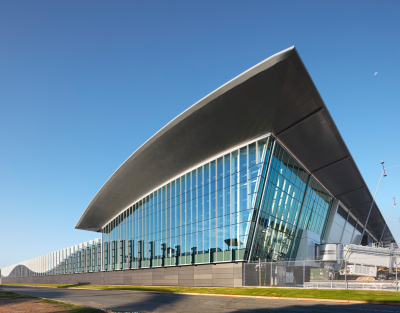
[208,164,212,260]
[195,168,198,259]
[228,151,233,258]
[229,151,232,257]
[236,152,240,256]
[202,165,204,258]
[320,199,333,241]
[339,206,351,244]
[350,217,359,244]
[222,156,225,261]
[170,184,172,260]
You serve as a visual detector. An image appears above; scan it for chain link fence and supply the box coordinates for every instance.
[244,260,306,287]
[243,258,400,291]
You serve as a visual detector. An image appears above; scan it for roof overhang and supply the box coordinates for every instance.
[75,47,393,245]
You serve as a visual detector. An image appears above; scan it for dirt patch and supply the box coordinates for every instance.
[0,297,70,312]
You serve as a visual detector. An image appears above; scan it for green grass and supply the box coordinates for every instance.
[0,290,103,312]
[6,283,400,303]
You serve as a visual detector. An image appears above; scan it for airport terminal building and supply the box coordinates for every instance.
[1,47,394,287]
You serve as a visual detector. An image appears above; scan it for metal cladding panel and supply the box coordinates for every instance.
[368,218,386,230]
[381,230,394,241]
[277,112,348,172]
[312,158,365,197]
[337,187,372,209]
[351,202,373,224]
[76,47,394,244]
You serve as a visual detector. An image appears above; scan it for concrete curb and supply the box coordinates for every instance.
[4,285,400,307]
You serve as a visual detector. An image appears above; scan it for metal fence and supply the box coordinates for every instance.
[243,258,400,291]
[244,260,306,287]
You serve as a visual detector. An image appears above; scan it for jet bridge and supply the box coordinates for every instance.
[316,243,399,278]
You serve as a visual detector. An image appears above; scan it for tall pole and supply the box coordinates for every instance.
[393,218,400,246]
[396,251,398,292]
[360,162,386,245]
[380,197,396,243]
[265,258,267,286]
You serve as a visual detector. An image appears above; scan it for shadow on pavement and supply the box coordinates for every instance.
[229,304,400,313]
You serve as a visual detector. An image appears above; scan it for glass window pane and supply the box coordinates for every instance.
[217,157,223,181]
[198,167,203,187]
[257,138,268,164]
[240,147,247,171]
[249,142,256,168]
[210,161,216,182]
[232,150,239,173]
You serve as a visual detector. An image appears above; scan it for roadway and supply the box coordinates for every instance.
[1,285,400,313]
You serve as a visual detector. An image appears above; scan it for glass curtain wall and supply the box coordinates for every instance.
[101,137,334,267]
[289,177,334,259]
[249,142,334,261]
[325,206,364,245]
[0,239,101,278]
[102,136,274,269]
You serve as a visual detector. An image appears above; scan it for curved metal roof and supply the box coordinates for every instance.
[75,47,393,245]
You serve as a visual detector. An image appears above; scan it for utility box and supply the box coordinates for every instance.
[276,265,286,285]
[271,265,287,285]
[286,271,294,284]
[310,268,331,281]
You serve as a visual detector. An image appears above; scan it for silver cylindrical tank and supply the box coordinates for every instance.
[316,243,343,262]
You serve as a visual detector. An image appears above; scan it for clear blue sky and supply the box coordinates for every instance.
[1,1,399,268]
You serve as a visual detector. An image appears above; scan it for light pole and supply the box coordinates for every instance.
[379,197,396,243]
[360,162,387,245]
[360,163,400,245]
[393,217,400,240]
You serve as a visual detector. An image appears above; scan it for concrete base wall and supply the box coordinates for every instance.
[1,262,243,287]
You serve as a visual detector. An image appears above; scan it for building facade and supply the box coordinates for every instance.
[1,47,393,286]
[0,239,101,279]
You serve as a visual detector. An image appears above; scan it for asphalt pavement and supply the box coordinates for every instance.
[2,285,400,313]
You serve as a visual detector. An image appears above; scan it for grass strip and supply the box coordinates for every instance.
[6,283,400,303]
[0,290,103,312]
